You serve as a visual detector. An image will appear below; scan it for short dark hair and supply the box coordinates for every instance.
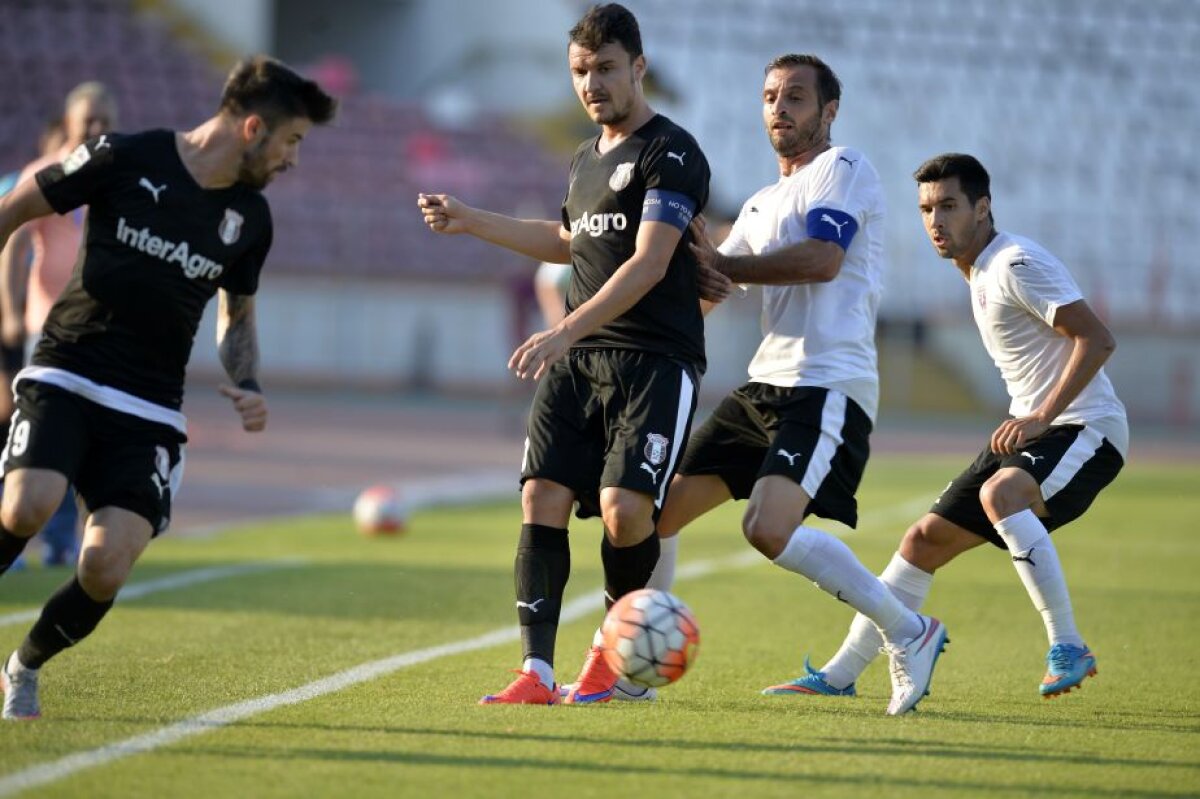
[219,55,337,126]
[913,153,992,207]
[764,54,842,107]
[569,4,643,59]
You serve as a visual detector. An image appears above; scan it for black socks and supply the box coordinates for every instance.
[17,576,115,669]
[601,532,661,610]
[515,523,570,666]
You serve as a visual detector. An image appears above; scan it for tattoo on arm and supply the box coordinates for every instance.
[217,291,259,386]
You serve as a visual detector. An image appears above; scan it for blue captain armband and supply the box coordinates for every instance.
[642,189,697,232]
[806,207,859,250]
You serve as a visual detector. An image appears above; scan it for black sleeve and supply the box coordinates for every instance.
[640,131,710,215]
[35,134,120,215]
[219,207,272,296]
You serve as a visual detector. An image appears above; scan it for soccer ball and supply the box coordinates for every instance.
[353,484,407,535]
[600,588,700,688]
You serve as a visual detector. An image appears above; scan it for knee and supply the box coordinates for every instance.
[600,493,652,545]
[76,546,131,599]
[521,479,573,526]
[978,472,1038,521]
[741,507,791,559]
[1,494,60,537]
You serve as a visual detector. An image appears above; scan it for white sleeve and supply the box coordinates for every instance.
[717,202,753,257]
[998,250,1084,325]
[804,147,876,226]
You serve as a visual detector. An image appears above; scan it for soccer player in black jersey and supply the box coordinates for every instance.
[0,57,335,719]
[419,3,728,705]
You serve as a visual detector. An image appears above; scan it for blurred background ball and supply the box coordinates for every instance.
[353,484,407,535]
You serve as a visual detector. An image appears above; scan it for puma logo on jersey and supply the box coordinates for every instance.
[776,448,803,466]
[837,154,857,167]
[640,462,662,484]
[515,598,546,612]
[570,211,627,238]
[95,135,111,150]
[667,151,686,165]
[139,177,167,203]
[116,217,225,280]
[1020,452,1045,466]
[151,472,169,499]
[821,214,849,236]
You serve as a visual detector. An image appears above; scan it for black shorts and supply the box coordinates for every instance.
[521,349,699,520]
[678,383,872,528]
[932,424,1125,548]
[0,381,187,534]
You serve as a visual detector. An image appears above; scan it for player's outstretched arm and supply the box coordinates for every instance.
[509,220,680,380]
[990,299,1116,454]
[0,224,33,347]
[693,232,844,286]
[416,193,570,264]
[0,175,54,260]
[216,290,268,432]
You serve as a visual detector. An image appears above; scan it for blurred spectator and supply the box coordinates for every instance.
[533,261,571,327]
[0,81,119,569]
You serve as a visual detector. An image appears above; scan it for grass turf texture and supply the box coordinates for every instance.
[0,454,1197,798]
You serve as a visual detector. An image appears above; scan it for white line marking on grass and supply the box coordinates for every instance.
[0,559,307,629]
[0,496,924,796]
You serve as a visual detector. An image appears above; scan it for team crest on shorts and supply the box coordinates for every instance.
[643,433,670,465]
[609,162,635,192]
[218,208,244,245]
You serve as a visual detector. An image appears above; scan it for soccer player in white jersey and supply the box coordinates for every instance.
[637,54,948,715]
[778,153,1127,701]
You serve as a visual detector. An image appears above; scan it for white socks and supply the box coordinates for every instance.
[994,509,1084,647]
[773,526,923,646]
[820,552,933,689]
[646,534,679,591]
[523,657,554,690]
[5,651,33,676]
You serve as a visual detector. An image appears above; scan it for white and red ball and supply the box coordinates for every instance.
[601,588,700,688]
[353,484,407,535]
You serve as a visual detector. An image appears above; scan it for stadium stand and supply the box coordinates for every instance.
[0,0,564,283]
[636,0,1200,327]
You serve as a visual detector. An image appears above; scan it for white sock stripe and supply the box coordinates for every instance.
[1041,426,1105,501]
[800,390,846,499]
[656,369,695,508]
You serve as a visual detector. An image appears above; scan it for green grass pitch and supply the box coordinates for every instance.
[0,454,1197,798]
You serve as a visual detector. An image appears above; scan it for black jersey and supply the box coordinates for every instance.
[561,114,710,374]
[32,130,272,410]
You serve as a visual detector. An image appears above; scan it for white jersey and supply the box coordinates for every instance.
[719,146,886,421]
[970,231,1128,457]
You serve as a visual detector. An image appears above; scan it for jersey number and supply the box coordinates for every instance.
[9,419,30,457]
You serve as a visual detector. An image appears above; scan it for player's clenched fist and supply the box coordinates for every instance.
[417,193,471,234]
[218,384,269,432]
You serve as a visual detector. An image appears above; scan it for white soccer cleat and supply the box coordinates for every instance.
[884,615,948,716]
[558,676,658,702]
[1,659,41,720]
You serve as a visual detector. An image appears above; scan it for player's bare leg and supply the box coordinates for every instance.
[4,507,151,719]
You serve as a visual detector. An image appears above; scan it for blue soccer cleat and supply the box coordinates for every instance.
[761,656,857,697]
[1040,643,1097,698]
